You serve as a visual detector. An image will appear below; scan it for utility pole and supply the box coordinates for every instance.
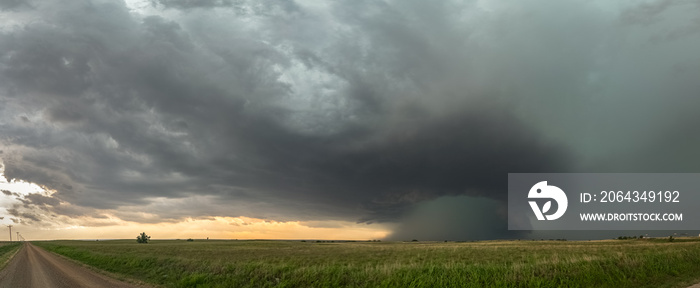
[7,225,12,242]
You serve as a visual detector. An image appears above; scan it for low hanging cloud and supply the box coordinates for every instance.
[1,0,699,240]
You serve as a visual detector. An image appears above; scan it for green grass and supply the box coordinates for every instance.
[0,242,22,269]
[32,238,700,288]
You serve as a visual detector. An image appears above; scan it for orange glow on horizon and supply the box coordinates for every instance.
[10,216,391,241]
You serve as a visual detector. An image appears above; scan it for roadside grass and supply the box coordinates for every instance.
[32,238,700,288]
[0,242,22,269]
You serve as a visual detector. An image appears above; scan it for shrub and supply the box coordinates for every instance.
[137,232,151,244]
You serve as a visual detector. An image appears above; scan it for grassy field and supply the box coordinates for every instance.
[32,238,700,288]
[0,242,21,270]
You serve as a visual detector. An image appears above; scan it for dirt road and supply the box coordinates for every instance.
[0,243,142,288]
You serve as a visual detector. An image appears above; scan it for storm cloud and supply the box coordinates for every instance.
[1,0,699,240]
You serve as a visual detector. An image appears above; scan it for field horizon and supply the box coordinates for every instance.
[20,233,694,242]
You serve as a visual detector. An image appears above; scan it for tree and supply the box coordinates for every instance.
[136,232,151,244]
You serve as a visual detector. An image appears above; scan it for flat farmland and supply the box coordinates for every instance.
[32,238,700,288]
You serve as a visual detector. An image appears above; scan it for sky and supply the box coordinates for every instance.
[0,0,699,241]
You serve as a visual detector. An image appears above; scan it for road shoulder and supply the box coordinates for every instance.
[0,243,22,270]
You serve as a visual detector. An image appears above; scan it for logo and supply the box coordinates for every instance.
[528,181,568,220]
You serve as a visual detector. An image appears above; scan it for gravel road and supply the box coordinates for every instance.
[0,243,142,288]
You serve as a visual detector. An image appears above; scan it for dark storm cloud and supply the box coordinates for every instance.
[21,193,60,207]
[154,0,234,9]
[0,0,699,239]
[387,196,514,241]
[153,0,301,15]
[6,207,40,222]
[0,0,31,10]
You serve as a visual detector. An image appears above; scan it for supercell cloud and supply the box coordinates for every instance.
[0,0,699,240]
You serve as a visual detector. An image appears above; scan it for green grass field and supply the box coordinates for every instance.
[32,238,700,288]
[0,242,21,270]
